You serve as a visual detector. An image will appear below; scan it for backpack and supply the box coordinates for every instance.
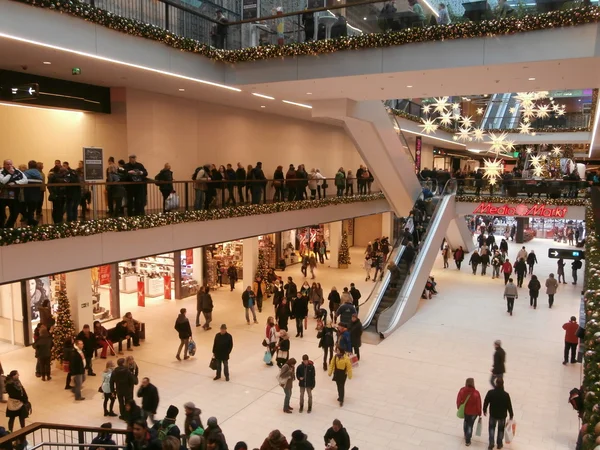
[574,260,582,270]
[569,387,583,415]
[158,423,176,441]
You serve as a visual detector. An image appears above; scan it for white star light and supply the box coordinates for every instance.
[488,177,498,186]
[422,104,432,114]
[522,106,536,119]
[552,104,560,112]
[523,117,531,123]
[530,155,542,166]
[420,117,438,134]
[536,104,550,119]
[525,147,534,154]
[438,111,454,126]
[476,108,484,115]
[515,92,535,107]
[459,115,474,128]
[472,128,485,142]
[432,97,450,114]
[551,146,563,157]
[532,164,545,177]
[557,107,566,117]
[509,107,517,114]
[456,127,472,142]
[518,122,532,135]
[452,103,461,111]
[504,139,516,152]
[488,131,508,154]
[483,158,503,181]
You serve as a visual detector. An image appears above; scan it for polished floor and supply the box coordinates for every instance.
[0,239,582,449]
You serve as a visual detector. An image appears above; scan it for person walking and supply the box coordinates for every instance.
[335,294,356,326]
[545,273,559,308]
[183,402,203,437]
[110,357,135,420]
[137,377,159,424]
[501,259,513,285]
[195,287,205,328]
[71,339,87,401]
[557,258,567,284]
[174,308,192,361]
[276,298,291,332]
[469,249,481,275]
[33,326,53,381]
[503,278,518,316]
[572,258,583,285]
[514,258,527,288]
[323,419,351,450]
[76,324,97,377]
[265,317,278,367]
[349,283,361,314]
[200,286,214,331]
[253,276,267,313]
[5,371,29,431]
[275,330,291,368]
[490,340,505,388]
[528,274,541,309]
[526,250,538,275]
[563,316,579,365]
[292,291,309,338]
[480,250,490,276]
[296,354,316,413]
[349,314,363,361]
[318,322,336,371]
[456,378,482,447]
[101,361,117,417]
[328,287,341,324]
[212,324,233,381]
[278,358,297,413]
[483,378,514,450]
[328,348,352,407]
[454,246,465,270]
[242,286,259,325]
[442,245,450,269]
[516,246,527,262]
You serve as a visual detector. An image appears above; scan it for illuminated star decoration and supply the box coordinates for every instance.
[509,107,517,114]
[452,103,461,111]
[525,147,534,154]
[476,108,484,116]
[420,117,438,134]
[459,115,474,128]
[532,164,545,177]
[536,104,550,119]
[556,106,566,116]
[487,132,508,154]
[483,158,503,183]
[503,139,516,152]
[432,97,450,114]
[518,122,532,135]
[530,155,542,166]
[472,128,485,142]
[456,127,471,142]
[422,104,432,115]
[551,145,563,157]
[438,111,454,126]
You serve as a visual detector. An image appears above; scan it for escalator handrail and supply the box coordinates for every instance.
[374,178,456,335]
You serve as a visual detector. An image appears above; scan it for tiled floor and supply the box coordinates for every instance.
[0,239,583,450]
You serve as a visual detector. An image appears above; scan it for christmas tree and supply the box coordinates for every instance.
[256,238,275,291]
[338,231,351,268]
[51,288,76,362]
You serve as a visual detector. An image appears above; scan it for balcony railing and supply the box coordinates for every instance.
[452,177,589,198]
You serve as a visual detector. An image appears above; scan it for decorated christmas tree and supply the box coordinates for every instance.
[338,231,351,268]
[256,238,275,290]
[51,288,76,362]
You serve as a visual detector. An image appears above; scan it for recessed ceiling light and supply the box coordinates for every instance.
[282,100,312,109]
[306,92,312,95]
[260,105,266,108]
[252,93,275,100]
[363,17,367,20]
[406,85,413,88]
[178,88,185,92]
[528,77,536,81]
[42,61,51,65]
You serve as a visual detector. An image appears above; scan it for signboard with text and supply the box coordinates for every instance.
[0,83,39,101]
[414,136,422,174]
[242,0,259,20]
[547,248,585,260]
[473,202,568,218]
[83,147,104,182]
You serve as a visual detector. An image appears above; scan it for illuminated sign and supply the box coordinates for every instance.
[473,202,568,218]
[548,248,585,260]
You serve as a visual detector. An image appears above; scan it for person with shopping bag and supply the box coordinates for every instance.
[456,378,482,447]
[483,378,514,450]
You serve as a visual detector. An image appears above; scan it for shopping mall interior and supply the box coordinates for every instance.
[0,0,600,448]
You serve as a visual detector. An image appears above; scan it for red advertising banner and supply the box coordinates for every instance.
[185,249,193,264]
[99,265,111,285]
[414,136,422,174]
[137,281,145,307]
[164,275,172,300]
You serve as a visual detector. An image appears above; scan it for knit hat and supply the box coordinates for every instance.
[291,430,305,441]
[166,405,179,419]
[207,417,218,426]
[188,435,203,450]
[183,402,195,410]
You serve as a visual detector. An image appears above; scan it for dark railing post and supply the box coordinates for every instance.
[184,182,190,211]
[77,430,85,446]
[165,2,170,30]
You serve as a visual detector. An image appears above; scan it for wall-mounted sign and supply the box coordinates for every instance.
[242,0,259,19]
[83,147,104,182]
[415,136,422,174]
[473,202,568,218]
[547,248,585,260]
[0,83,39,101]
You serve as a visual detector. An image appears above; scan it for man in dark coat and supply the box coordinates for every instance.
[174,308,192,361]
[70,339,87,401]
[76,324,97,376]
[349,283,361,314]
[212,324,233,381]
[123,155,148,216]
[111,357,136,420]
[349,314,363,360]
[137,377,160,424]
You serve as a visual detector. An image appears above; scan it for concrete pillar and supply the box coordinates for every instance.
[381,212,394,241]
[66,269,94,331]
[516,217,528,244]
[328,221,343,269]
[243,238,259,290]
[192,247,204,286]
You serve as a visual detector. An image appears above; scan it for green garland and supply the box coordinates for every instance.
[583,204,599,450]
[0,193,385,246]
[455,195,588,206]
[12,0,600,63]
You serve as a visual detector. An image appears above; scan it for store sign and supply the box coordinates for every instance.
[164,275,172,300]
[185,249,193,264]
[414,136,422,174]
[242,0,259,20]
[472,202,568,218]
[137,281,145,307]
[83,147,104,182]
[99,265,111,285]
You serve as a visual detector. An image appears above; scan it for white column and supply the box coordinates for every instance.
[192,247,204,286]
[243,237,259,290]
[66,269,94,331]
[381,212,393,241]
[328,221,343,269]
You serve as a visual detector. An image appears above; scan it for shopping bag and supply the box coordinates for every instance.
[504,419,516,443]
[165,193,180,211]
[188,339,197,356]
[209,357,218,371]
[475,418,482,437]
[263,351,272,364]
[304,317,308,330]
[348,352,359,367]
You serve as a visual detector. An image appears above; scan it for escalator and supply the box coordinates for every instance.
[372,180,458,337]
[481,93,520,130]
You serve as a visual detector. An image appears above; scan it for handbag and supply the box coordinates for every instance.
[456,394,471,419]
[98,386,103,393]
[188,339,197,356]
[304,317,308,330]
[7,398,23,411]
[209,357,218,371]
[262,338,269,347]
[322,182,328,189]
[475,417,482,437]
[263,351,272,364]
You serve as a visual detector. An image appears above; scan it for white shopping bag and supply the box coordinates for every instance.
[504,419,516,443]
[165,193,180,211]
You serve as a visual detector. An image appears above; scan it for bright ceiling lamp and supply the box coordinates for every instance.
[282,100,312,109]
[0,32,241,92]
[590,95,600,157]
[0,101,84,116]
[252,93,275,100]
[400,128,466,147]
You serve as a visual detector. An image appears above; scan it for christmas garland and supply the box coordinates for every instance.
[455,195,588,206]
[0,193,385,246]
[12,0,600,64]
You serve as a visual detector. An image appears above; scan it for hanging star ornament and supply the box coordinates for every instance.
[530,155,542,166]
[432,97,450,114]
[476,107,484,116]
[551,146,563,157]
[488,177,498,186]
[504,139,516,152]
[438,111,454,126]
[518,122,532,135]
[419,117,438,134]
[422,104,432,115]
[525,147,534,154]
[459,115,474,128]
[482,158,503,181]
[455,127,471,142]
[532,164,545,177]
[488,132,508,154]
[452,103,461,111]
[536,104,550,119]
[557,107,566,117]
[509,107,517,114]
[472,128,485,142]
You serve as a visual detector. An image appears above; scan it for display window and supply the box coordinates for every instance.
[28,274,65,333]
[204,241,243,288]
[92,265,116,322]
[118,254,175,308]
[180,249,200,297]
[280,225,330,267]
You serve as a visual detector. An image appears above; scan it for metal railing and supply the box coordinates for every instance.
[0,177,381,228]
[454,177,588,198]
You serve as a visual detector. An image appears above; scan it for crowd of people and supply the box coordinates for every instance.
[0,157,377,228]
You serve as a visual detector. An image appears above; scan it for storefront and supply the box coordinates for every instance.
[279,224,333,267]
[204,241,244,288]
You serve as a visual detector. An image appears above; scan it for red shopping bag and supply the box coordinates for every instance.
[348,353,359,367]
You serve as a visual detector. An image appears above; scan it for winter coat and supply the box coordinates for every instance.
[546,277,559,295]
[483,387,514,420]
[328,291,341,311]
[492,347,506,374]
[338,330,352,353]
[154,169,173,193]
[349,319,363,348]
[33,335,53,359]
[184,407,203,436]
[528,278,541,295]
[110,365,135,394]
[469,253,481,265]
[323,426,351,450]
[279,363,295,390]
[137,383,159,414]
[318,326,336,349]
[527,252,538,266]
[456,386,482,417]
[296,361,316,389]
[70,349,86,375]
[514,260,527,275]
[292,296,309,319]
[200,293,213,312]
[334,171,346,188]
[174,314,192,339]
[336,303,357,325]
[501,261,513,274]
[260,435,289,450]
[212,332,233,360]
